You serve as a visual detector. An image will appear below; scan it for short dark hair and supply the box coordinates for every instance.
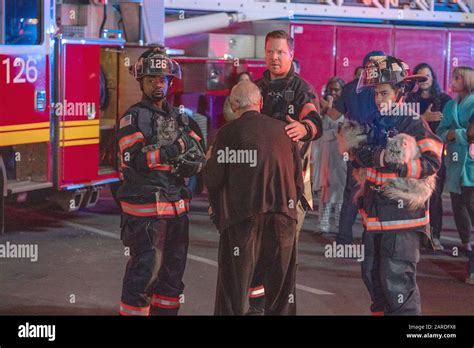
[232,71,253,88]
[265,30,294,51]
[237,71,252,82]
[354,66,364,78]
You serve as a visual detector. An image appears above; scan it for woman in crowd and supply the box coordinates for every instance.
[312,77,346,234]
[436,66,474,253]
[223,71,252,122]
[406,63,452,250]
[468,115,474,284]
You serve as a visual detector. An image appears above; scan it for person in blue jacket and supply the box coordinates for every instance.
[467,113,474,284]
[436,66,474,255]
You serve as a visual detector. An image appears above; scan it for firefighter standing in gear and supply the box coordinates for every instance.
[247,30,323,314]
[353,56,442,315]
[117,47,205,316]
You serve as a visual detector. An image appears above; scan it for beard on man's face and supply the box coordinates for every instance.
[150,88,165,101]
[142,86,165,102]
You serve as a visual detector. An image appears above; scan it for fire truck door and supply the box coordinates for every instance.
[57,41,101,188]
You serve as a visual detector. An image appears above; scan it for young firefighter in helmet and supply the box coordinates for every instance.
[117,47,205,316]
[346,56,442,315]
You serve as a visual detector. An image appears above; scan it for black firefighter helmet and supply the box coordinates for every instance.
[129,46,182,81]
[356,55,427,95]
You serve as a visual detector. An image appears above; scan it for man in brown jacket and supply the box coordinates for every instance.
[204,81,303,315]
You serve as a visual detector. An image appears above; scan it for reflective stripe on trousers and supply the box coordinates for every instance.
[249,285,265,298]
[151,294,180,309]
[120,302,150,316]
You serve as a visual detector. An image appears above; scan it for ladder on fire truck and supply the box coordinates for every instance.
[164,0,474,34]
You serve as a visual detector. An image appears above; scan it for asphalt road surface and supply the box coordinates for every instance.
[1,187,473,315]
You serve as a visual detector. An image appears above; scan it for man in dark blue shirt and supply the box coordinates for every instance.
[326,50,385,244]
[332,76,378,124]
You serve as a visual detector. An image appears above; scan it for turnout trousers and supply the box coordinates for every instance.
[119,215,189,316]
[215,213,297,315]
[361,229,422,316]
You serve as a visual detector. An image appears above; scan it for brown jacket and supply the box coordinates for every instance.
[203,111,303,231]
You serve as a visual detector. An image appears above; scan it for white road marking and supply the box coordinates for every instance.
[187,254,218,267]
[441,235,463,243]
[65,213,466,246]
[62,219,335,296]
[416,272,462,281]
[421,254,468,262]
[62,220,120,239]
[296,284,334,296]
[22,207,465,294]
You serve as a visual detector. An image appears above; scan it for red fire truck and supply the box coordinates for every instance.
[0,0,472,234]
[0,0,263,234]
[0,0,130,235]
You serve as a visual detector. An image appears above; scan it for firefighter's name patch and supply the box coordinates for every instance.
[120,114,132,129]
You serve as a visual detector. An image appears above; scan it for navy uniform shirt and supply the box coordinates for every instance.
[334,78,378,124]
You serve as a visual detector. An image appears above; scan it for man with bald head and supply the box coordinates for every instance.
[204,81,303,315]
